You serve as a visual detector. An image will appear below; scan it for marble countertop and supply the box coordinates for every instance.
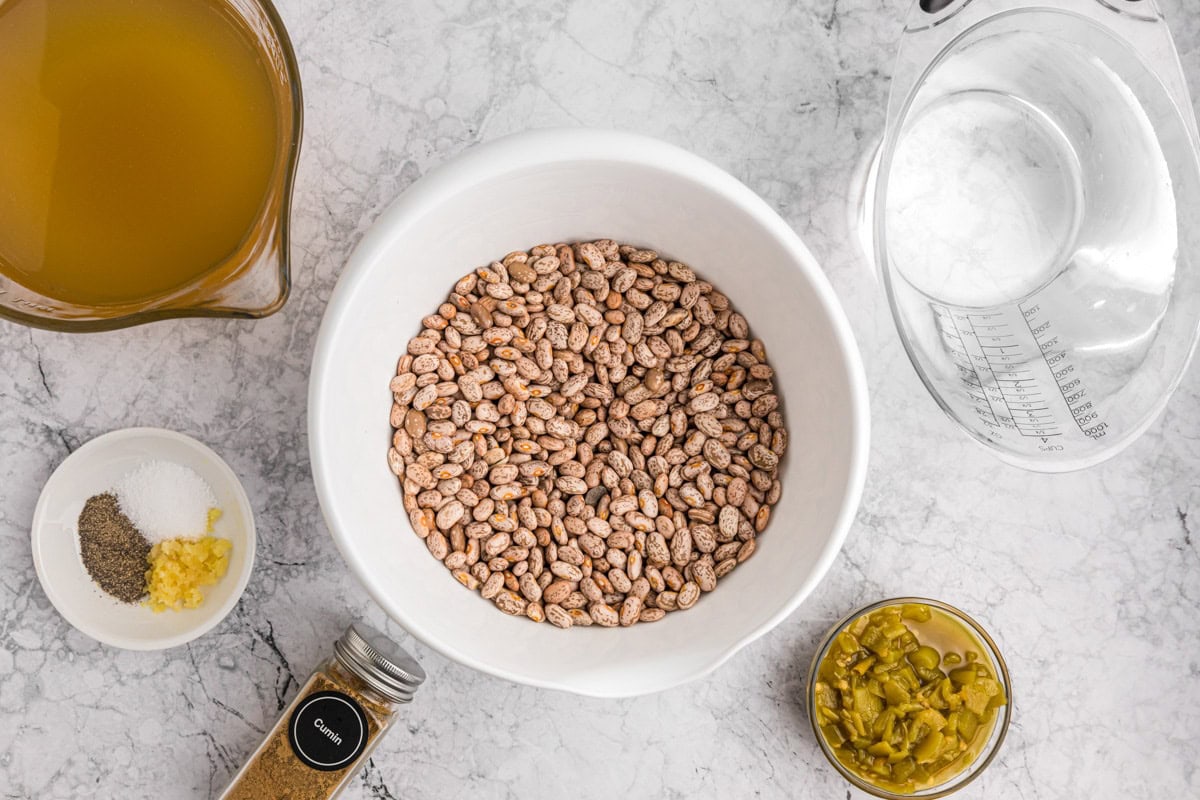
[3,0,1199,797]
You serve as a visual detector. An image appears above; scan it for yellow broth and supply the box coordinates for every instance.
[0,0,279,305]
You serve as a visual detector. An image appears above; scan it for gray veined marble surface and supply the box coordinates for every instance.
[2,0,1199,798]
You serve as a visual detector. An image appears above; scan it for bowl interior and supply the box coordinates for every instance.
[31,428,257,650]
[311,132,866,696]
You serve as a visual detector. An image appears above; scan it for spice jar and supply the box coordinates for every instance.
[219,623,426,800]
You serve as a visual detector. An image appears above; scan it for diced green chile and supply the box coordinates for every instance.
[813,604,1007,792]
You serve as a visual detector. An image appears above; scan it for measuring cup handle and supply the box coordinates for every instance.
[917,0,960,16]
[888,0,1185,138]
[1091,0,1162,24]
[911,0,1158,27]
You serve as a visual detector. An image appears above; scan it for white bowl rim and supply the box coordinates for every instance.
[30,426,258,651]
[309,127,870,697]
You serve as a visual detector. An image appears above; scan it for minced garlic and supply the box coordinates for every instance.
[145,535,232,612]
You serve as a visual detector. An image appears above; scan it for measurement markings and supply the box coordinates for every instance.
[1019,301,1106,441]
[954,311,1033,433]
[936,306,1003,429]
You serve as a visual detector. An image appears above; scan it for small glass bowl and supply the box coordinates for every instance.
[806,597,1013,798]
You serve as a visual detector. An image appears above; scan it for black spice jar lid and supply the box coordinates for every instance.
[334,622,427,703]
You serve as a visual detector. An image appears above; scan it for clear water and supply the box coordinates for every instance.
[882,24,1179,467]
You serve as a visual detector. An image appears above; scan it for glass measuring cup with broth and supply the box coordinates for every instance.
[0,0,301,331]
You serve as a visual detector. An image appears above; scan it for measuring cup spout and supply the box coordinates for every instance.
[182,205,295,321]
[172,0,303,323]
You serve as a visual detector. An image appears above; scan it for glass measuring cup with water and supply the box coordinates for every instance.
[866,0,1200,471]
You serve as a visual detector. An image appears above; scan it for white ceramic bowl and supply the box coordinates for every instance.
[309,129,869,697]
[31,428,257,650]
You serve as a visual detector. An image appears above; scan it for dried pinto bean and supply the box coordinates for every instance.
[390,241,787,626]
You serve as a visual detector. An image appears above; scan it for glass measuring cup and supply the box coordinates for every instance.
[864,0,1200,471]
[0,0,302,332]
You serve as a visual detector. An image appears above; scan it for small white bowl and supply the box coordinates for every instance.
[31,427,256,650]
[309,128,869,697]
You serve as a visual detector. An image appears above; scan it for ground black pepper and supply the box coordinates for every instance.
[77,492,151,603]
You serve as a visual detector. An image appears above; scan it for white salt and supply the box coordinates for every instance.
[115,461,218,543]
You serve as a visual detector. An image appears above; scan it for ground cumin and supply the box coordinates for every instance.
[222,671,389,800]
[220,624,424,800]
